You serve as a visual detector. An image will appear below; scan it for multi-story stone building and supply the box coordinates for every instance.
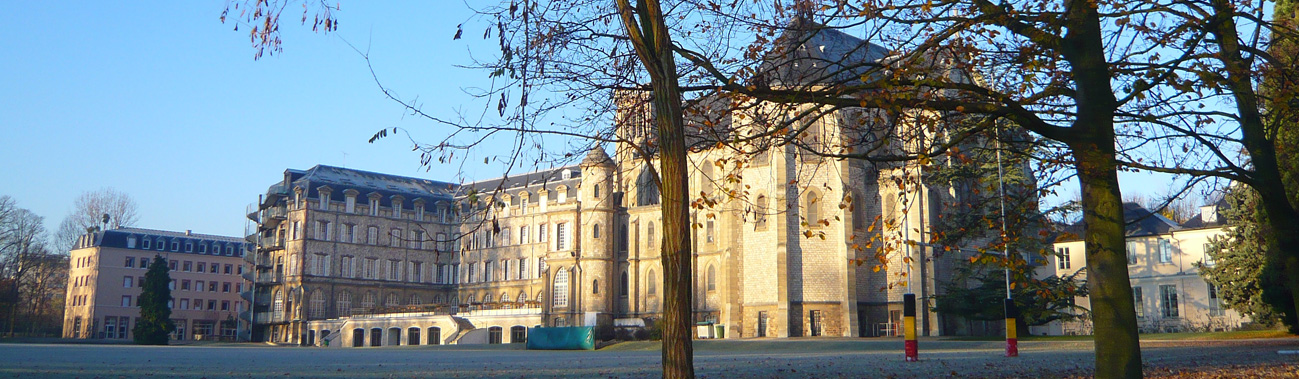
[1035,202,1248,336]
[63,228,249,341]
[252,21,1006,346]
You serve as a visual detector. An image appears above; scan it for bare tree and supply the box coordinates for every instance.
[53,188,139,254]
[0,199,50,337]
[214,1,1299,378]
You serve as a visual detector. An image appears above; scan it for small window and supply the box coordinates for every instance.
[1160,284,1179,318]
[1159,239,1173,263]
[592,279,599,294]
[1057,247,1071,270]
[125,257,135,268]
[123,276,133,288]
[593,224,601,239]
[185,242,193,252]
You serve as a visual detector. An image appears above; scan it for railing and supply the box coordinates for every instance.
[255,312,288,323]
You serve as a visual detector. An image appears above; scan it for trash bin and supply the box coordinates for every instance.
[696,322,715,339]
[715,324,725,339]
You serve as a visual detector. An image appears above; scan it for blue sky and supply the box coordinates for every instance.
[0,1,1179,242]
[0,2,505,238]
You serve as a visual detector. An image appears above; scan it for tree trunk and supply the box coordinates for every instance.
[1074,143,1142,379]
[1057,0,1143,377]
[615,0,694,377]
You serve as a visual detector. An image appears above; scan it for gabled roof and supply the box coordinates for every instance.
[755,17,890,87]
[1056,203,1183,242]
[1122,202,1181,237]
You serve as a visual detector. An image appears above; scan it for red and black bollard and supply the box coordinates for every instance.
[1005,298,1019,357]
[904,293,918,362]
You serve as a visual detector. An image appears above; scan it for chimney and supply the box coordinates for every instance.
[186,230,192,236]
[1199,205,1218,224]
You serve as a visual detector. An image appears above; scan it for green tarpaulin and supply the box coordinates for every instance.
[525,327,595,350]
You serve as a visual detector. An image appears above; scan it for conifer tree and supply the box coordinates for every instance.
[133,255,174,345]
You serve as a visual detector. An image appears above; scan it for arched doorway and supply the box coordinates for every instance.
[387,327,402,346]
[408,327,421,346]
[427,327,441,345]
[352,328,365,347]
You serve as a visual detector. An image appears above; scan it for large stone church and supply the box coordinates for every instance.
[247,21,998,347]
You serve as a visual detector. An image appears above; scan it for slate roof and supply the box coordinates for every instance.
[755,16,891,87]
[95,228,247,257]
[458,166,582,206]
[266,162,590,209]
[1122,202,1181,237]
[288,165,459,208]
[1181,199,1230,229]
[1056,203,1184,242]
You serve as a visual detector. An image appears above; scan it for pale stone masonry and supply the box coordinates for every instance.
[249,19,1009,346]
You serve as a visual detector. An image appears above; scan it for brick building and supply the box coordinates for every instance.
[63,228,249,341]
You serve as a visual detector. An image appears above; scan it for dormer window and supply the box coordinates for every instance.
[520,195,529,215]
[344,189,358,213]
[557,186,568,204]
[170,240,179,251]
[368,193,381,216]
[127,237,137,249]
[318,186,333,211]
[142,238,151,250]
[392,196,405,218]
[414,200,425,221]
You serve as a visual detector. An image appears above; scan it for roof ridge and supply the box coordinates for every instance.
[113,227,244,242]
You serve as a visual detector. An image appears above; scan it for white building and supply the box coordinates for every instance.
[1034,202,1247,336]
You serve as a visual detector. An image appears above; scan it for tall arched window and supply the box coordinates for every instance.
[593,224,601,239]
[385,293,400,307]
[755,194,769,227]
[309,290,326,318]
[707,264,717,291]
[592,279,599,294]
[553,268,570,307]
[517,291,528,303]
[620,271,629,296]
[484,293,494,304]
[409,294,422,305]
[337,291,352,316]
[636,169,660,206]
[272,290,285,317]
[805,190,821,226]
[647,269,657,295]
[361,292,376,309]
[648,223,657,248]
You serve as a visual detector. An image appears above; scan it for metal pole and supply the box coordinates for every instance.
[995,124,1018,357]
